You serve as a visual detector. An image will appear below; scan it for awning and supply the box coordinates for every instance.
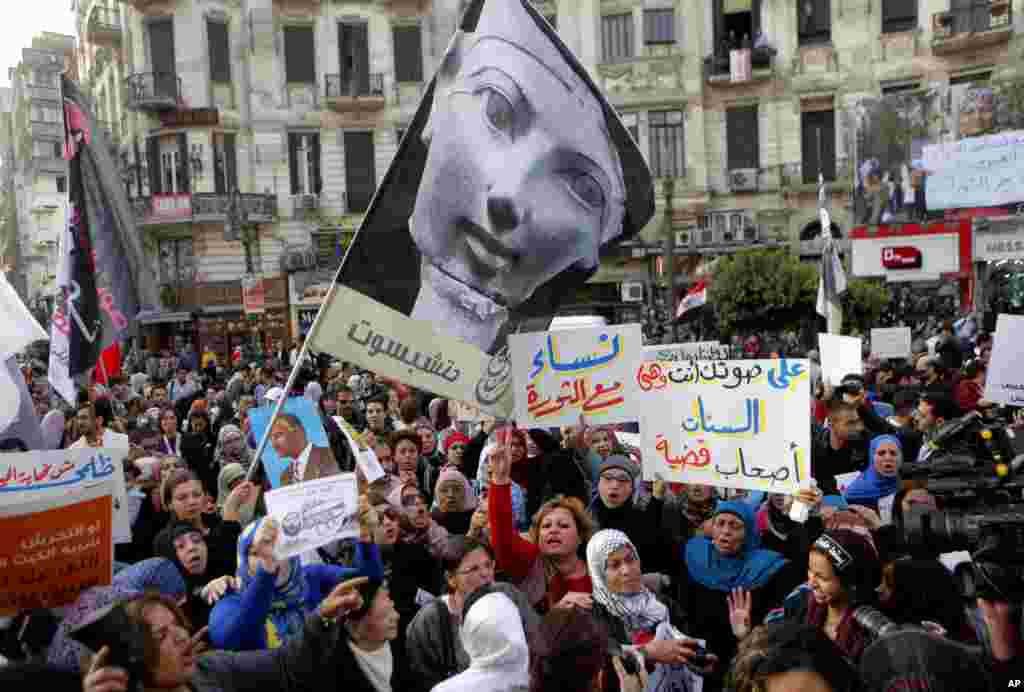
[139,311,193,325]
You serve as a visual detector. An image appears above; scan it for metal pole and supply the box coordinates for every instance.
[662,179,676,344]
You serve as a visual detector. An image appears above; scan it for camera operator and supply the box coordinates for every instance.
[915,394,962,463]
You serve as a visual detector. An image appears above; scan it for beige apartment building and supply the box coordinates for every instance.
[0,34,76,318]
[68,0,1021,349]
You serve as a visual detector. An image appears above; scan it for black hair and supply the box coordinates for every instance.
[732,622,860,692]
[920,393,960,422]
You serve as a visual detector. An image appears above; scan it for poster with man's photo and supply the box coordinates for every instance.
[309,0,653,416]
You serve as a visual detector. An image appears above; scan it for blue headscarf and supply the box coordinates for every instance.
[684,500,788,592]
[237,517,309,648]
[844,434,902,503]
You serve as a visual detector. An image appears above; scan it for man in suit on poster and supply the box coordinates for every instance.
[270,412,341,486]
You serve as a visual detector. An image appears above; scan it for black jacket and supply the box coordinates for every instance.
[515,429,590,519]
[589,496,670,575]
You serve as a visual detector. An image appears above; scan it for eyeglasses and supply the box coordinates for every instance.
[600,473,632,484]
[457,560,494,578]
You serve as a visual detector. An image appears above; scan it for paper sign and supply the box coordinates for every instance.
[333,418,385,483]
[870,327,912,360]
[819,334,863,386]
[878,494,895,525]
[510,324,643,428]
[984,314,1024,406]
[0,482,114,615]
[451,400,482,422]
[643,341,731,362]
[249,397,331,487]
[637,358,811,494]
[834,471,860,496]
[0,448,132,546]
[264,473,360,560]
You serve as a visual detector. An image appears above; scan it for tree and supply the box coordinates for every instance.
[841,278,891,337]
[708,248,818,337]
[709,248,890,340]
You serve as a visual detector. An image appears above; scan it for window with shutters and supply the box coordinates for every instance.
[338,22,373,95]
[208,21,231,83]
[393,24,423,83]
[882,0,917,32]
[726,106,759,170]
[52,141,62,159]
[344,131,376,213]
[159,238,195,284]
[288,133,321,196]
[644,9,675,45]
[213,132,238,195]
[801,109,836,183]
[798,0,831,45]
[601,14,634,63]
[713,0,761,57]
[649,111,684,178]
[56,176,66,193]
[313,231,343,269]
[284,26,316,83]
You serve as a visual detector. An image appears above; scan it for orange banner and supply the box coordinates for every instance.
[0,489,113,615]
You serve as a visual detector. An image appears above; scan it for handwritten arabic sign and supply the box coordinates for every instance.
[870,327,912,360]
[249,397,330,488]
[984,314,1024,406]
[924,130,1024,210]
[264,473,359,560]
[637,358,812,494]
[510,324,642,428]
[0,482,114,615]
[0,448,131,545]
[643,341,731,362]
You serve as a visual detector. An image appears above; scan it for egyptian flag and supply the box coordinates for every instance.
[676,280,708,319]
[306,0,654,418]
[49,76,161,404]
[91,343,122,384]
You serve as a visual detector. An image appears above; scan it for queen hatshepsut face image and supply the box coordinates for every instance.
[410,12,625,309]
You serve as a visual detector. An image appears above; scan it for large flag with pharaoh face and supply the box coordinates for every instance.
[310,0,654,416]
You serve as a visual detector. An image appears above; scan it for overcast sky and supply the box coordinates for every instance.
[0,0,76,88]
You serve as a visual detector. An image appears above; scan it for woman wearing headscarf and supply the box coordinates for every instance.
[47,558,187,673]
[587,529,717,676]
[391,485,457,561]
[773,529,882,664]
[429,591,530,692]
[844,434,902,514]
[213,423,251,470]
[209,510,384,651]
[217,463,257,527]
[433,467,478,535]
[675,500,796,692]
[406,539,539,692]
[154,520,238,630]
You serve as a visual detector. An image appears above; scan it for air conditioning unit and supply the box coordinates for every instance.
[300,193,319,210]
[699,229,714,246]
[675,230,692,247]
[729,168,758,192]
[621,281,644,303]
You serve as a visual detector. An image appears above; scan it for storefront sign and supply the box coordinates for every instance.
[975,227,1024,261]
[158,108,220,128]
[882,246,922,269]
[242,277,265,315]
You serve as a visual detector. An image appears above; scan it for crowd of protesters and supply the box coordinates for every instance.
[1,319,1021,692]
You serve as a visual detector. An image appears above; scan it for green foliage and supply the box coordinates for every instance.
[841,278,891,337]
[709,248,890,338]
[708,248,818,336]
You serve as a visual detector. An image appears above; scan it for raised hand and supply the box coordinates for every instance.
[319,576,370,620]
[82,645,128,692]
[727,587,752,639]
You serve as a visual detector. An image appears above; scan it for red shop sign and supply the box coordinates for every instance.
[881,246,922,270]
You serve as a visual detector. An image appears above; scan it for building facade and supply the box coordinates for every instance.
[542,0,1021,334]
[69,0,1023,353]
[1,33,76,320]
[76,0,459,359]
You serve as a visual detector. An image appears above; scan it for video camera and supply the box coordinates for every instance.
[901,411,1024,507]
[895,412,1024,601]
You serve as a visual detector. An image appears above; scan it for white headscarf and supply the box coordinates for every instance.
[586,529,668,634]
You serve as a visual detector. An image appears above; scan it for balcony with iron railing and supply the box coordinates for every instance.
[932,1,1013,54]
[86,5,122,45]
[124,72,181,112]
[26,83,60,102]
[325,73,385,111]
[132,192,277,227]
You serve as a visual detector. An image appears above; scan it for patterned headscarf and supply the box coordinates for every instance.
[586,529,668,635]
[236,518,309,648]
